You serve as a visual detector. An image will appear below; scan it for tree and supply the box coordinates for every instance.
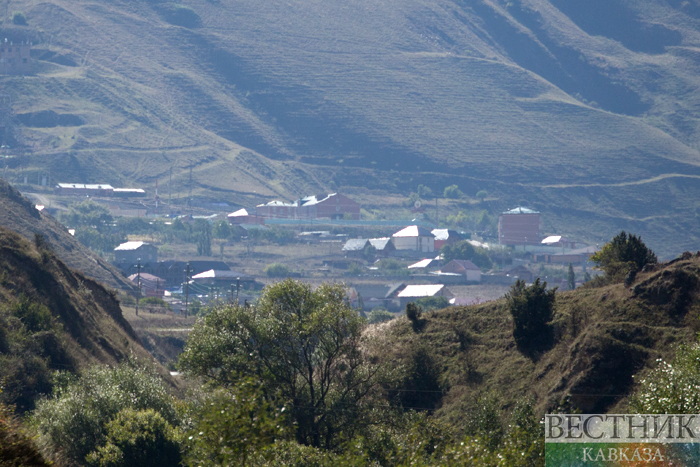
[443,185,463,199]
[415,296,450,311]
[195,220,212,256]
[506,279,556,352]
[61,200,113,230]
[475,190,487,202]
[590,231,657,280]
[213,220,231,239]
[417,184,433,199]
[566,263,575,291]
[441,240,492,271]
[178,280,381,449]
[264,262,291,277]
[12,11,27,25]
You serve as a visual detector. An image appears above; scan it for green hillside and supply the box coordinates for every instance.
[372,253,700,424]
[1,0,700,254]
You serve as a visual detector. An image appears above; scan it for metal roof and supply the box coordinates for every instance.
[393,225,435,238]
[191,269,250,280]
[299,193,336,206]
[228,208,249,217]
[113,188,145,193]
[443,259,480,271]
[431,229,459,241]
[541,235,572,244]
[368,237,394,250]
[57,183,114,190]
[397,284,445,298]
[502,206,539,215]
[114,241,152,251]
[408,258,436,269]
[342,238,369,251]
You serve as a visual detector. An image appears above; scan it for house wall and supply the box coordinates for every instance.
[0,42,30,75]
[498,213,541,245]
[114,246,158,265]
[393,236,434,252]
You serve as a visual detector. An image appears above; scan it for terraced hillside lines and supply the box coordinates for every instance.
[4,0,700,255]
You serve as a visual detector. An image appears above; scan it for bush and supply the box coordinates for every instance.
[264,263,291,278]
[12,11,27,25]
[85,409,182,467]
[0,401,50,467]
[590,231,657,281]
[443,185,463,199]
[139,297,171,310]
[475,190,488,201]
[506,279,556,353]
[405,303,422,323]
[366,308,395,324]
[31,361,180,464]
[158,4,201,28]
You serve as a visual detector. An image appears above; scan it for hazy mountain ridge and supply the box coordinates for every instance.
[2,0,700,253]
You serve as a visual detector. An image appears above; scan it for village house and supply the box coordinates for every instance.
[439,260,482,282]
[190,269,260,292]
[342,238,370,257]
[256,193,360,220]
[396,284,451,308]
[498,206,541,246]
[431,229,462,250]
[128,273,166,298]
[121,260,230,287]
[392,225,435,253]
[227,208,265,225]
[368,237,396,257]
[114,241,158,266]
[541,235,576,250]
[347,282,405,311]
[0,40,31,75]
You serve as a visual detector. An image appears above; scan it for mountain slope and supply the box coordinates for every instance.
[2,0,700,254]
[0,178,132,290]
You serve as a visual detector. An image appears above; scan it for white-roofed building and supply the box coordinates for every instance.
[392,225,435,252]
[228,208,265,225]
[396,284,451,307]
[541,235,575,249]
[114,241,158,265]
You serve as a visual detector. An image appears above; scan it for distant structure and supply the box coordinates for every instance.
[227,208,265,225]
[392,225,435,253]
[498,207,541,246]
[113,241,158,265]
[119,260,230,287]
[0,39,31,75]
[440,259,482,282]
[431,228,462,250]
[256,193,360,220]
[54,183,145,197]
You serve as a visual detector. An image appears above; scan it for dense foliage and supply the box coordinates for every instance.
[179,280,381,449]
[441,240,492,271]
[0,399,50,467]
[506,279,556,353]
[630,343,700,414]
[590,231,657,282]
[31,360,181,464]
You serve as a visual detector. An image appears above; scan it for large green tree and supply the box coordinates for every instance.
[178,279,381,449]
[590,231,657,280]
[441,240,492,270]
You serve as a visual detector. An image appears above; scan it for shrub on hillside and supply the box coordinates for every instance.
[85,409,182,467]
[506,279,556,353]
[31,360,180,464]
[366,308,394,324]
[12,11,27,25]
[157,4,201,28]
[443,185,463,199]
[264,263,291,278]
[139,297,171,310]
[0,401,50,467]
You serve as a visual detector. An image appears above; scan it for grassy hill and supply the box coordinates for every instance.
[370,253,700,426]
[1,0,700,254]
[0,225,160,412]
[0,178,132,289]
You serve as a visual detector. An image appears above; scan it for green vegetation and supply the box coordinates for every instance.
[366,308,395,324]
[179,280,378,449]
[264,262,290,277]
[566,263,575,290]
[441,240,492,271]
[11,11,27,25]
[31,360,181,464]
[475,190,488,202]
[630,343,700,414]
[139,296,171,310]
[85,408,182,467]
[506,279,556,353]
[195,219,212,256]
[212,220,231,239]
[590,231,657,283]
[443,184,463,199]
[60,201,126,254]
[0,400,50,466]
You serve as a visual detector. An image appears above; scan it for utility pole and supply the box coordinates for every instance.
[184,262,190,317]
[135,258,142,316]
[169,166,172,215]
[188,167,193,217]
[236,277,240,303]
[435,197,439,228]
